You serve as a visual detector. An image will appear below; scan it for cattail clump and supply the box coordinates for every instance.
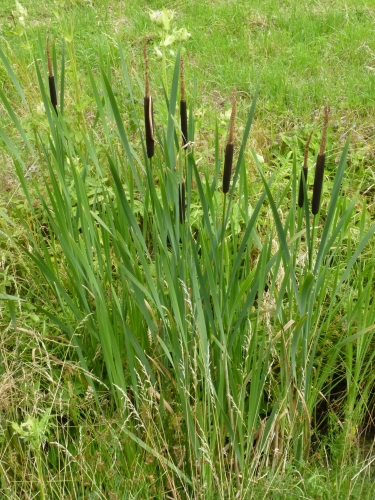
[311,106,329,215]
[180,57,188,147]
[222,89,237,194]
[47,36,58,115]
[298,130,314,208]
[143,43,154,159]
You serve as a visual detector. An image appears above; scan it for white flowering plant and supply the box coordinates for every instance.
[148,8,191,88]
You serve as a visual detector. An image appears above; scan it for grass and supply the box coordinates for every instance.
[1,1,375,499]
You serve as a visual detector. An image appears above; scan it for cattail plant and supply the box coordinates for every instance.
[178,178,186,224]
[180,57,188,147]
[298,130,314,208]
[143,42,154,159]
[311,106,329,215]
[47,35,58,115]
[222,89,237,194]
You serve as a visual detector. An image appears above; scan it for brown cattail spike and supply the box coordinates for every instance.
[179,179,186,224]
[298,129,314,208]
[47,35,58,115]
[180,58,188,147]
[143,42,154,158]
[222,90,236,194]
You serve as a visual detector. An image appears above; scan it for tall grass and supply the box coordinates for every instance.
[1,39,375,498]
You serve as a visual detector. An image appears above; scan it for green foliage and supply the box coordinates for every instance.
[1,2,375,498]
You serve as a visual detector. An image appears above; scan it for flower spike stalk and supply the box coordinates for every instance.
[143,42,154,159]
[222,89,237,194]
[298,129,314,208]
[311,106,329,215]
[47,35,58,115]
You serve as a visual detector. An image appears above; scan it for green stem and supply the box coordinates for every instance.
[309,215,317,271]
[35,451,46,500]
[220,194,227,311]
[161,34,168,90]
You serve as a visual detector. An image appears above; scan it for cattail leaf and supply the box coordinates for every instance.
[166,48,181,166]
[49,75,58,114]
[314,139,349,274]
[299,129,314,208]
[178,181,186,224]
[225,186,269,303]
[144,95,154,158]
[34,57,58,143]
[101,68,143,194]
[0,86,33,154]
[88,65,112,144]
[300,273,314,311]
[311,153,325,215]
[298,167,308,208]
[0,48,29,111]
[255,152,302,314]
[333,220,375,298]
[224,88,258,226]
[222,143,234,194]
[59,39,65,115]
[118,40,134,106]
[180,99,188,146]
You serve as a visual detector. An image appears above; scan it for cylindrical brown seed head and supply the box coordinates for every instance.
[144,96,154,158]
[298,130,314,208]
[311,153,325,215]
[179,180,186,224]
[222,143,234,194]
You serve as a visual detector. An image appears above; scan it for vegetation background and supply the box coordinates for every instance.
[1,0,375,499]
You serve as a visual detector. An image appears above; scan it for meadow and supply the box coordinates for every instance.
[1,1,375,498]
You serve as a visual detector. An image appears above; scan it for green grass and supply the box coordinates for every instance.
[1,1,375,499]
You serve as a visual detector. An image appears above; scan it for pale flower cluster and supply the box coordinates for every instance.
[149,9,191,59]
[14,1,28,26]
